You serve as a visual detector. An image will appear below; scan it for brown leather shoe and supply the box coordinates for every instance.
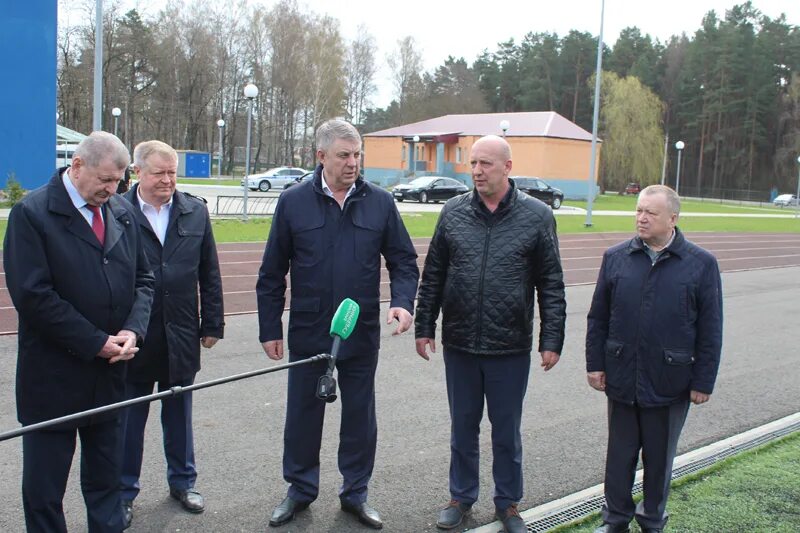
[437,500,471,529]
[340,499,383,529]
[169,487,205,513]
[495,504,526,533]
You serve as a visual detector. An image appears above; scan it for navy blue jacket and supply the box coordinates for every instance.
[4,170,154,425]
[586,228,723,407]
[123,185,224,383]
[256,165,419,358]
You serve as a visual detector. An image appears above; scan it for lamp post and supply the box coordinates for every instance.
[674,140,685,195]
[112,107,121,137]
[216,119,225,179]
[499,120,510,138]
[585,0,605,227]
[243,83,258,220]
[795,155,800,219]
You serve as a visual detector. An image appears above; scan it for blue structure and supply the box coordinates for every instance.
[177,151,211,178]
[1,1,57,190]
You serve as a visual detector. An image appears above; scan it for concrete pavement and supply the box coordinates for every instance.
[0,266,798,531]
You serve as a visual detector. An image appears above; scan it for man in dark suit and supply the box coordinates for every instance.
[120,140,224,527]
[4,131,154,533]
[586,185,723,533]
[257,119,419,529]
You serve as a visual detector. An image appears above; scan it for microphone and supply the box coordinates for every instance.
[316,298,360,403]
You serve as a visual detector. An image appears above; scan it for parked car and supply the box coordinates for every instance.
[283,172,314,190]
[241,166,307,191]
[623,182,642,195]
[510,176,564,209]
[773,194,799,207]
[392,176,469,203]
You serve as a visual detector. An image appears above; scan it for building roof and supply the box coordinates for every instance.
[57,125,88,144]
[365,112,594,141]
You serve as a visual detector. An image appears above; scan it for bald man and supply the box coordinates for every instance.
[415,135,566,533]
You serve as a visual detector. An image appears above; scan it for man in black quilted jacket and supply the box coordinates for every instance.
[415,135,566,533]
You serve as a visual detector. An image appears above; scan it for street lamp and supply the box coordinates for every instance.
[112,107,121,137]
[499,120,510,137]
[674,140,685,195]
[795,155,800,219]
[216,119,225,179]
[585,0,605,227]
[243,83,259,220]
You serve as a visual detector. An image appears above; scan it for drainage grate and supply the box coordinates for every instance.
[523,420,800,532]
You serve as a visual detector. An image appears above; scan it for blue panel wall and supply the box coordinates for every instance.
[185,153,211,177]
[0,1,57,190]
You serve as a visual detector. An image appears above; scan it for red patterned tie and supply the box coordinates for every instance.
[87,205,105,246]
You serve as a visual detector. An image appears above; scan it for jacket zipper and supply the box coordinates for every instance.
[633,250,669,405]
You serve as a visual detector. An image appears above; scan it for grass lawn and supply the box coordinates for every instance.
[553,431,800,532]
[565,194,793,214]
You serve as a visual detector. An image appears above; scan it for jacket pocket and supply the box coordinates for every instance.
[657,349,694,397]
[292,221,325,267]
[603,339,628,397]
[351,215,383,267]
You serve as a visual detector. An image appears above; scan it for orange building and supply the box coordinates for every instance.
[363,111,600,199]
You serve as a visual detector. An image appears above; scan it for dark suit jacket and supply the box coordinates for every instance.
[4,169,154,426]
[123,185,224,383]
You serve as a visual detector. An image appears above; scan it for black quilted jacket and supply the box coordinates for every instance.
[415,185,566,355]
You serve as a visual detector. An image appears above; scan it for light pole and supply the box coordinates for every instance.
[411,135,419,174]
[585,0,605,227]
[499,119,510,138]
[795,155,800,219]
[93,0,103,131]
[112,107,121,137]
[674,140,685,195]
[216,119,225,179]
[243,83,258,220]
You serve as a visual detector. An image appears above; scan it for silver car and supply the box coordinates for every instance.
[241,167,307,192]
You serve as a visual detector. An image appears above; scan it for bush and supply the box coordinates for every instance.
[4,174,25,206]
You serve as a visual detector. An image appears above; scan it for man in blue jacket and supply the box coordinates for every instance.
[4,131,154,532]
[120,140,224,527]
[586,185,723,533]
[257,119,419,529]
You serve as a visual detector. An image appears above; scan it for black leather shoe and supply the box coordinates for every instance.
[269,496,310,527]
[340,499,383,529]
[122,500,133,530]
[436,500,471,529]
[593,523,630,533]
[495,504,526,533]
[169,487,205,513]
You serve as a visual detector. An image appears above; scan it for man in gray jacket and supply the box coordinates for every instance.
[415,135,566,533]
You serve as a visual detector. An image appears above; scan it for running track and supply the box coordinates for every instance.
[1,232,798,335]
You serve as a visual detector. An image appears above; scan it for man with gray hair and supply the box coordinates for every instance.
[120,140,224,527]
[4,131,154,532]
[586,185,723,533]
[257,118,419,529]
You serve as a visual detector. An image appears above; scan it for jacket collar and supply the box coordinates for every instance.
[311,163,367,200]
[470,178,518,218]
[628,226,686,258]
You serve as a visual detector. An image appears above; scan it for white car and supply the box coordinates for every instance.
[241,167,307,192]
[773,194,798,207]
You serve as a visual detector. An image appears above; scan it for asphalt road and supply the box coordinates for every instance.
[0,266,797,532]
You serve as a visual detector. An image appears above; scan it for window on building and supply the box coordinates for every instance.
[401,145,406,161]
[456,147,462,163]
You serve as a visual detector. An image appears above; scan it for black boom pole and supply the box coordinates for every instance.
[0,353,331,443]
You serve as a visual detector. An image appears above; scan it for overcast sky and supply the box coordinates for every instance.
[60,0,800,108]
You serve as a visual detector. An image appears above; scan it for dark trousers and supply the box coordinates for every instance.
[602,398,690,530]
[443,347,531,511]
[283,352,378,506]
[121,376,196,502]
[22,418,125,533]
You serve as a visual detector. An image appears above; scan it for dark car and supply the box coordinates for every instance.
[283,172,314,190]
[623,182,641,195]
[510,176,563,209]
[392,176,469,203]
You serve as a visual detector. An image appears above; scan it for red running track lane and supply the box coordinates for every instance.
[1,232,798,335]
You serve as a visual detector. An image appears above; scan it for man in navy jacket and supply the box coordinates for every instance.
[586,185,723,533]
[120,140,224,527]
[257,119,419,529]
[4,131,154,532]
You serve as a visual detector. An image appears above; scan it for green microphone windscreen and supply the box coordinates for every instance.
[330,298,360,340]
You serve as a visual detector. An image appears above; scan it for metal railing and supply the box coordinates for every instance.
[214,195,278,216]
